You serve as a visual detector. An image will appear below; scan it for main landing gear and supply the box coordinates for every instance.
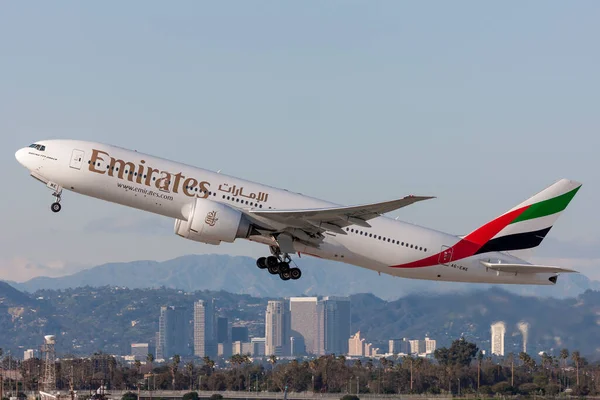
[50,187,62,213]
[256,253,302,281]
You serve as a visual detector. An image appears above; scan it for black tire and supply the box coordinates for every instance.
[278,261,290,273]
[51,202,61,213]
[268,265,280,275]
[266,256,279,268]
[280,271,291,281]
[256,257,267,269]
[290,268,302,280]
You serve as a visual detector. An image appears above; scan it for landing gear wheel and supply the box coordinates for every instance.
[290,268,302,280]
[266,256,279,268]
[256,257,267,269]
[268,265,280,275]
[279,271,291,281]
[278,262,290,273]
[51,202,62,213]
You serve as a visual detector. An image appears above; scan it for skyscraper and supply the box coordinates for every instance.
[289,297,319,355]
[217,317,229,344]
[265,300,290,356]
[348,331,365,356]
[194,299,217,358]
[491,321,506,356]
[251,337,266,356]
[425,337,437,354]
[321,296,351,355]
[157,306,187,359]
[409,340,426,355]
[289,296,350,356]
[389,338,410,355]
[231,326,249,343]
[131,343,150,360]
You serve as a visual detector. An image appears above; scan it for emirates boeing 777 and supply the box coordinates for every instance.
[15,140,582,285]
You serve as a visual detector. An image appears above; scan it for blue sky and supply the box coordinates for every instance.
[1,1,599,281]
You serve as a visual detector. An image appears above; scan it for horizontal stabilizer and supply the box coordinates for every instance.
[480,261,577,274]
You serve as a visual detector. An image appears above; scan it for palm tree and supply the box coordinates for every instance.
[185,361,194,390]
[268,355,277,369]
[171,354,180,390]
[147,353,154,398]
[477,350,483,390]
[560,348,569,369]
[134,360,141,376]
[572,351,581,386]
[202,356,215,373]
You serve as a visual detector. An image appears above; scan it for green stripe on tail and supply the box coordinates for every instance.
[511,186,581,224]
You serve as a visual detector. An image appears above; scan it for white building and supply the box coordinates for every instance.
[425,337,437,354]
[24,349,35,361]
[409,340,426,355]
[348,331,365,356]
[491,321,506,356]
[265,300,290,356]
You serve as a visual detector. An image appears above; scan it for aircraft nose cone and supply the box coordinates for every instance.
[15,148,27,167]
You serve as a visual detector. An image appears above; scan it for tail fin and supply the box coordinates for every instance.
[464,179,582,256]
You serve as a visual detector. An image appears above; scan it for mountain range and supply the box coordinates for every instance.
[6,254,600,300]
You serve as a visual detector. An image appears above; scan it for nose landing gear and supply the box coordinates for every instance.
[50,187,62,213]
[255,251,302,281]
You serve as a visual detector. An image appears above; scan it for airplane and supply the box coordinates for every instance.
[15,140,582,285]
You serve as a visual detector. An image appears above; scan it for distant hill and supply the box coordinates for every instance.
[7,254,600,300]
[0,280,35,307]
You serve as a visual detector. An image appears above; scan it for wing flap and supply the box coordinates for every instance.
[480,261,577,274]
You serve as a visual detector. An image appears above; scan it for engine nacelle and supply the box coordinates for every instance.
[174,198,251,245]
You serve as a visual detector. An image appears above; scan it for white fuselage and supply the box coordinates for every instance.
[15,140,557,285]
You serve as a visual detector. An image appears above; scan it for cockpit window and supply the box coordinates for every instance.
[28,143,45,151]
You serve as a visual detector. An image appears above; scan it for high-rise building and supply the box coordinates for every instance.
[232,341,253,355]
[157,306,187,359]
[289,296,350,356]
[217,343,232,358]
[251,337,266,356]
[491,322,506,356]
[289,297,319,355]
[194,299,217,358]
[24,349,34,361]
[131,343,150,360]
[365,342,373,357]
[321,296,351,355]
[425,337,437,354]
[231,326,249,343]
[217,317,229,344]
[348,331,365,356]
[265,300,290,356]
[517,321,529,353]
[389,338,410,355]
[409,340,426,355]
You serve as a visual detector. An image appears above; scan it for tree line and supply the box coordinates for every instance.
[0,340,597,398]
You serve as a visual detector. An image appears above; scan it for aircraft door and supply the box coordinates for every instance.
[438,245,453,265]
[69,149,85,169]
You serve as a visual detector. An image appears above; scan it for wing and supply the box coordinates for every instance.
[480,261,577,274]
[249,195,434,235]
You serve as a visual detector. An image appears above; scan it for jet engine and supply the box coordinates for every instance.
[174,198,252,245]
